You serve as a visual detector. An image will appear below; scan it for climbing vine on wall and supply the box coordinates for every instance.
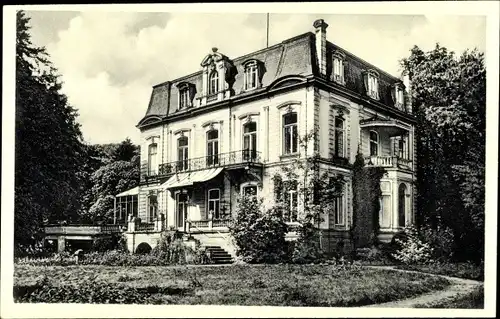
[351,152,386,249]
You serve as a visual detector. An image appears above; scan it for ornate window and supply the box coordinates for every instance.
[208,71,219,95]
[243,121,257,161]
[207,188,221,219]
[332,51,345,85]
[148,143,158,175]
[283,112,298,155]
[334,117,346,158]
[369,131,379,156]
[206,129,219,166]
[177,136,189,171]
[364,70,380,100]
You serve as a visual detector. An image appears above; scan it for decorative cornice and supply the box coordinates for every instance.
[173,128,191,135]
[276,100,302,110]
[238,112,260,120]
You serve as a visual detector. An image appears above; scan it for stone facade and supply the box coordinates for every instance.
[122,19,417,254]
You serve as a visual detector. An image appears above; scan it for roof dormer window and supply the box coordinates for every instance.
[177,82,196,110]
[332,50,345,85]
[364,70,379,100]
[245,62,258,90]
[392,82,405,110]
[243,59,264,91]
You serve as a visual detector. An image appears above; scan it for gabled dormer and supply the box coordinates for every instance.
[199,47,237,106]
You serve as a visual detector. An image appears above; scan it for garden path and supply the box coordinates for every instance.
[361,266,483,308]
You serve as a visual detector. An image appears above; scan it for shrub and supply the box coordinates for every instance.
[92,233,127,252]
[229,196,288,263]
[14,277,153,304]
[289,222,326,264]
[391,226,433,265]
[419,224,455,262]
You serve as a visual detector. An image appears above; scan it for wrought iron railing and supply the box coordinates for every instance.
[158,150,262,175]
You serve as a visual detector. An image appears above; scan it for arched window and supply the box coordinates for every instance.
[334,117,345,158]
[208,71,219,95]
[243,121,257,161]
[206,129,219,166]
[177,136,189,171]
[369,131,379,156]
[398,183,407,227]
[148,143,157,175]
[283,112,298,155]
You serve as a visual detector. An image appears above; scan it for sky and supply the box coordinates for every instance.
[24,10,486,145]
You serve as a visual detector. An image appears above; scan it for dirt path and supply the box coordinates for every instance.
[362,266,483,308]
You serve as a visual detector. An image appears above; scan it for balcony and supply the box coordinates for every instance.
[364,155,412,170]
[158,150,262,175]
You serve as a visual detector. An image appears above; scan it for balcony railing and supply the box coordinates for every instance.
[364,155,412,170]
[158,150,262,175]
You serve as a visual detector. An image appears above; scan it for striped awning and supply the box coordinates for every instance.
[160,167,224,189]
[115,186,139,197]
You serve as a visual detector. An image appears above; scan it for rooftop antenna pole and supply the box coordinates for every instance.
[266,13,270,48]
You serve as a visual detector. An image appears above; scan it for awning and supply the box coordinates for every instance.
[160,167,224,189]
[115,186,139,197]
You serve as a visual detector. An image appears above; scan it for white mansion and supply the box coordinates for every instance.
[115,19,416,256]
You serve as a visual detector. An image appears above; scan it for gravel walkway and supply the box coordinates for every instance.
[361,266,483,308]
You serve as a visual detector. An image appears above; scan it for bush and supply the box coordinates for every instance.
[355,246,393,265]
[419,224,455,262]
[92,233,127,252]
[14,275,153,304]
[229,196,288,264]
[289,222,326,264]
[391,226,433,265]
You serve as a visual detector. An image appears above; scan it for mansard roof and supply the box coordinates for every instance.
[139,30,405,128]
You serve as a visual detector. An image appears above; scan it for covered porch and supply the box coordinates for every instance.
[360,117,413,170]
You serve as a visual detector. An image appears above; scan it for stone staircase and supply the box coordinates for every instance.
[203,245,234,264]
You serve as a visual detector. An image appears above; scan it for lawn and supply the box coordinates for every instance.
[14,264,450,306]
[395,262,484,281]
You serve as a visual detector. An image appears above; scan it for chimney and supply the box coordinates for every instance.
[402,72,412,113]
[313,19,328,77]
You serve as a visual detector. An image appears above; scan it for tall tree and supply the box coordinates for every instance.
[15,11,86,254]
[401,44,485,262]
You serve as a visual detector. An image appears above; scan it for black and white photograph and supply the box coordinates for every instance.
[1,2,498,318]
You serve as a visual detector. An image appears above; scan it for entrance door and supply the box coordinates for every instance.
[176,193,188,228]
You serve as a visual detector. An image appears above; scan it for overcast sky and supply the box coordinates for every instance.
[24,10,486,145]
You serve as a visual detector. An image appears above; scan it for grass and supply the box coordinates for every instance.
[395,262,484,281]
[416,285,484,309]
[14,264,450,306]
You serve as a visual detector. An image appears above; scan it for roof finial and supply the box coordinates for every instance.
[212,47,218,53]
